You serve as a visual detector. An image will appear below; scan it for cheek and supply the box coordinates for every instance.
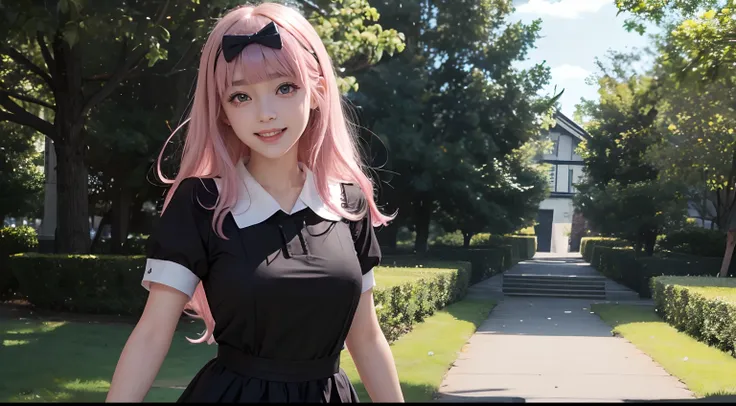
[223,106,254,128]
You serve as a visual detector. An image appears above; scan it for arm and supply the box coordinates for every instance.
[345,288,404,403]
[105,283,190,402]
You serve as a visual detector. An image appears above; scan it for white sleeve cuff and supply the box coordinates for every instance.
[362,268,376,293]
[141,258,200,299]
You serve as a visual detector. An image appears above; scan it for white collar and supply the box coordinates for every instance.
[216,159,344,228]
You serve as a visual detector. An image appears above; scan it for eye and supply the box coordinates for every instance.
[228,93,250,104]
[277,83,299,95]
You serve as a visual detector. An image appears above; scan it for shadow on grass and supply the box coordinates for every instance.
[0,316,213,402]
[0,295,495,402]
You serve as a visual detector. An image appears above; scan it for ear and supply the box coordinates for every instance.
[310,76,327,110]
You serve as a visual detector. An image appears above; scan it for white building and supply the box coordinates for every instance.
[535,111,590,253]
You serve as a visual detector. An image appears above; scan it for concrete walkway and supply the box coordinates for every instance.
[437,253,695,403]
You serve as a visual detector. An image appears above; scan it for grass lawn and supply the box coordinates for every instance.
[0,298,494,402]
[591,303,736,398]
[654,276,736,303]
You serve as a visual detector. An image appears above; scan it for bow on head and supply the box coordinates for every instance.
[221,21,283,63]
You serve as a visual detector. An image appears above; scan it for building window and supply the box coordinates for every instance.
[568,169,574,193]
[551,135,559,157]
[549,165,556,192]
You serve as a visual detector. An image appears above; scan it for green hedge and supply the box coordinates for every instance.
[0,225,38,300]
[471,234,536,261]
[6,253,471,343]
[590,246,637,284]
[373,261,471,342]
[591,246,724,298]
[8,254,150,314]
[651,276,736,357]
[427,246,512,284]
[431,231,535,262]
[657,228,726,257]
[580,237,629,262]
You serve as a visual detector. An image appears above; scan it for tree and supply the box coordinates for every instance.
[435,140,550,247]
[0,0,405,253]
[0,1,201,253]
[0,122,43,225]
[573,52,688,255]
[617,1,736,274]
[352,0,557,252]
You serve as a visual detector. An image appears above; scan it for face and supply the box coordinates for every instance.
[220,73,317,161]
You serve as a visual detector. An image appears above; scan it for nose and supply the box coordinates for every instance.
[257,99,276,123]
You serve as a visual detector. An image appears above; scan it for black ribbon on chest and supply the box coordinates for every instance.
[269,211,311,259]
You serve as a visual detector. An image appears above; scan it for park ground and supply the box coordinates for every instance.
[2,254,736,402]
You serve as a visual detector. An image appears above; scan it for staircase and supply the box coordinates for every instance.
[502,273,607,299]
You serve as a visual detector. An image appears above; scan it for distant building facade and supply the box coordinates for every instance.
[535,111,590,253]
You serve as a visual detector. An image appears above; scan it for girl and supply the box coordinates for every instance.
[105,2,404,403]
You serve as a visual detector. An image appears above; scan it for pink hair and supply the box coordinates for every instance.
[154,3,394,345]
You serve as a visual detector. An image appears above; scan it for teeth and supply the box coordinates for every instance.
[259,130,282,137]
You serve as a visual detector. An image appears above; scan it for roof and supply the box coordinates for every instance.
[552,110,590,141]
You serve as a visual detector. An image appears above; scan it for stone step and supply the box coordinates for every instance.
[503,290,607,299]
[502,280,605,289]
[503,284,606,293]
[503,274,606,281]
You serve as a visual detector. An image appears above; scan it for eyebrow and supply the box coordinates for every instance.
[230,72,295,87]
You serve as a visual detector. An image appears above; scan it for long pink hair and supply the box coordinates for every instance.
[154,3,393,344]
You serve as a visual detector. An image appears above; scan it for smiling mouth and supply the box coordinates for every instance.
[255,128,287,138]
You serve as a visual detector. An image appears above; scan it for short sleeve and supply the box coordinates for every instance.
[343,184,382,293]
[142,178,212,299]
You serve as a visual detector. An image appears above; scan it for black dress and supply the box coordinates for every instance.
[141,162,382,403]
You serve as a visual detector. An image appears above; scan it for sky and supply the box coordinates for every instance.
[509,0,661,121]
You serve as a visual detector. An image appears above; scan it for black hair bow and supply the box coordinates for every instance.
[221,21,283,63]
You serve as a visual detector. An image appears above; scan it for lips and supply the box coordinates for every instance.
[255,128,287,138]
[254,127,287,144]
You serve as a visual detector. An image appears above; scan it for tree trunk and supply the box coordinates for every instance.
[644,229,657,257]
[633,234,643,256]
[110,186,132,254]
[51,32,90,253]
[719,230,735,277]
[413,196,432,254]
[463,231,473,248]
[376,219,399,251]
[54,141,90,253]
[90,208,112,254]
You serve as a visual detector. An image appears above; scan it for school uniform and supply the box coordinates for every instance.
[141,159,381,402]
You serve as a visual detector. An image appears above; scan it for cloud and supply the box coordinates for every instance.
[550,64,590,81]
[516,0,610,19]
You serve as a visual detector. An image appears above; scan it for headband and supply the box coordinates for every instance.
[216,21,319,67]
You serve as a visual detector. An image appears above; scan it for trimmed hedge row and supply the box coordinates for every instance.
[0,225,38,300]
[657,228,726,258]
[427,246,513,284]
[580,236,629,262]
[431,231,536,262]
[373,261,471,342]
[651,276,736,357]
[470,234,536,261]
[7,254,150,314]
[590,246,723,298]
[5,253,472,343]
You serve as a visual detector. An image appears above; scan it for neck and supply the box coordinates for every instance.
[244,147,303,193]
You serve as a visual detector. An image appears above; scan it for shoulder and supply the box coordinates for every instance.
[168,177,219,211]
[339,182,368,217]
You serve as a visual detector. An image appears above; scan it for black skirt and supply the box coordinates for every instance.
[177,347,360,403]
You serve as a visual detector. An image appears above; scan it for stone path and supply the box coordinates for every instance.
[436,253,695,403]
